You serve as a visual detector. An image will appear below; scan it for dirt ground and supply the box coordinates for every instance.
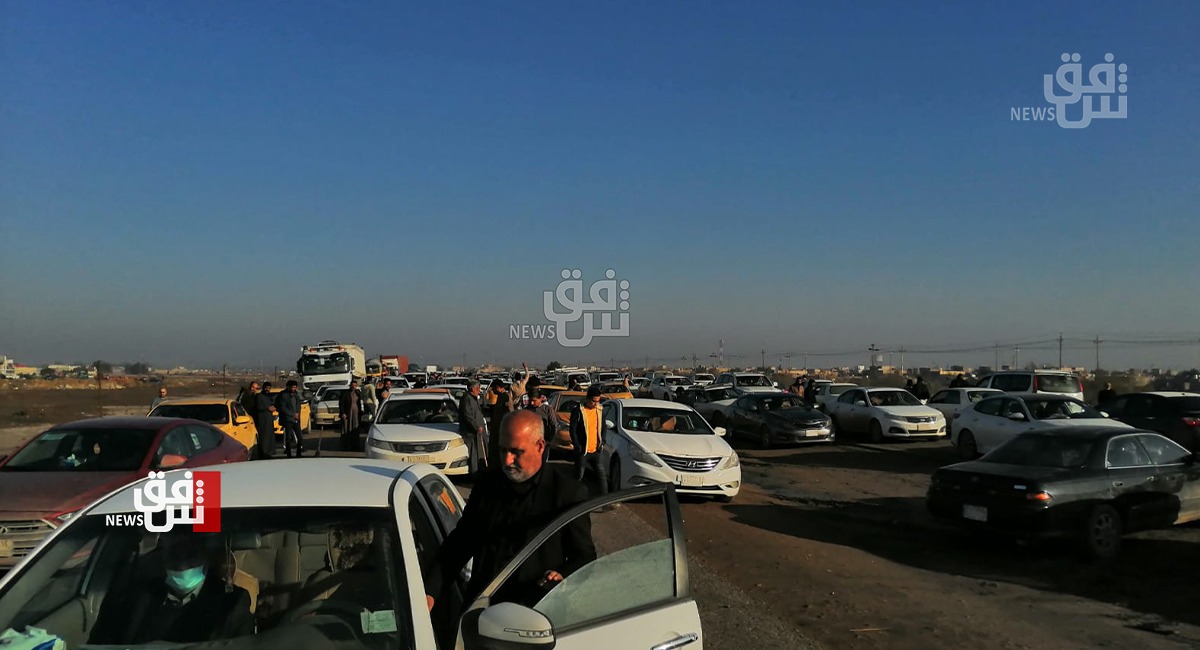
[628,437,1200,649]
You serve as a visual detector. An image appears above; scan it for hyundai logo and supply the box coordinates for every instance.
[0,526,8,535]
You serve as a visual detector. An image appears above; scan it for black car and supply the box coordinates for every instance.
[1103,391,1200,451]
[726,393,833,448]
[927,427,1200,558]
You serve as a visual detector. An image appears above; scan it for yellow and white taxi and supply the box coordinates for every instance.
[147,397,257,451]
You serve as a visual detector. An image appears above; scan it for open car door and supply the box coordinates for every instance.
[457,483,702,650]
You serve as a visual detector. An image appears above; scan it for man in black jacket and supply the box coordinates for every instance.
[249,382,276,459]
[569,385,609,499]
[912,376,931,401]
[458,380,488,472]
[427,410,595,609]
[275,380,304,457]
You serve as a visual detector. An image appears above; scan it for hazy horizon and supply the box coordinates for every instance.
[3,2,1198,372]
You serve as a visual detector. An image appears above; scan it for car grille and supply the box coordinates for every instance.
[798,420,828,429]
[385,441,449,454]
[658,454,723,473]
[905,416,937,423]
[0,519,55,563]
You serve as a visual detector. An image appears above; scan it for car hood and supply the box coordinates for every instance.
[370,423,460,442]
[0,471,138,519]
[1032,418,1133,429]
[737,386,778,393]
[623,430,733,457]
[876,405,942,418]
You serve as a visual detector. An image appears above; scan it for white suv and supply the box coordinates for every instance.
[976,371,1084,402]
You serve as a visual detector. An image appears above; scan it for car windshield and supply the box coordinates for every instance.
[376,399,458,424]
[149,403,229,424]
[829,385,855,395]
[736,375,771,387]
[664,377,690,386]
[695,375,714,381]
[318,389,348,403]
[706,387,737,400]
[1167,396,1200,411]
[298,352,350,375]
[0,507,405,649]
[556,396,584,414]
[966,390,996,403]
[756,395,809,410]
[1036,374,1080,393]
[1025,398,1101,420]
[868,391,922,407]
[983,435,1095,468]
[2,427,158,472]
[597,373,620,382]
[599,384,629,394]
[621,408,713,434]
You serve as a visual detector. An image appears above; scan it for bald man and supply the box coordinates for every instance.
[426,410,596,609]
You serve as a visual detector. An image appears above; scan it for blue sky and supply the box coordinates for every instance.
[2,1,1198,371]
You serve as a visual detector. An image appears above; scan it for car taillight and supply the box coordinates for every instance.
[1026,491,1052,502]
[1184,417,1200,428]
[1077,379,1084,393]
[1032,376,1039,391]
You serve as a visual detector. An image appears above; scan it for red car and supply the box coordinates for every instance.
[0,416,249,568]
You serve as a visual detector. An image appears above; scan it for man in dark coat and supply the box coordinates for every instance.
[426,410,595,609]
[248,382,275,459]
[912,377,931,401]
[949,374,968,388]
[275,380,305,457]
[339,380,363,452]
[458,380,489,472]
[488,381,514,464]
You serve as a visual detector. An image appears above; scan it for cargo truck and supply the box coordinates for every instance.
[296,340,366,395]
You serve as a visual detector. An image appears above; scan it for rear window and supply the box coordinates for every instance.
[1035,374,1080,393]
[149,403,229,424]
[1167,396,1200,412]
[984,435,1094,468]
[829,385,854,395]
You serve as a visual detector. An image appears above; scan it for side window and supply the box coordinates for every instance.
[976,376,993,388]
[975,398,1004,416]
[417,475,461,538]
[1001,399,1026,418]
[1136,435,1190,465]
[232,402,248,418]
[1106,437,1152,467]
[928,391,946,404]
[188,425,222,453]
[495,489,683,633]
[944,391,961,405]
[408,495,442,582]
[838,390,859,404]
[155,427,196,463]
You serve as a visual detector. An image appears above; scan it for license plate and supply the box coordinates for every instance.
[404,455,435,463]
[0,539,13,558]
[963,505,988,522]
[805,430,827,437]
[678,475,705,487]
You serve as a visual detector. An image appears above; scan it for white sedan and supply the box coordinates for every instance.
[923,387,1002,422]
[603,398,741,502]
[0,460,704,650]
[951,392,1133,458]
[366,393,471,474]
[826,387,947,442]
[814,382,858,412]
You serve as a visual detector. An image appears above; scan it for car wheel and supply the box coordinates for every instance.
[1083,504,1122,559]
[957,430,978,459]
[759,425,773,450]
[609,456,622,492]
[869,419,884,444]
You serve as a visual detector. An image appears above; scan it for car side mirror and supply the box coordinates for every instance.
[604,419,615,430]
[714,426,727,437]
[855,400,867,407]
[1007,413,1027,422]
[1099,411,1110,418]
[235,416,252,425]
[773,382,779,388]
[472,602,556,649]
[157,454,187,469]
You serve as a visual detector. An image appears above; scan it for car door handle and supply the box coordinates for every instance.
[1112,481,1124,487]
[652,633,700,650]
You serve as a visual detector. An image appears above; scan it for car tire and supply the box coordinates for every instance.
[1083,504,1122,560]
[869,419,884,444]
[609,456,622,492]
[759,425,773,450]
[957,430,978,459]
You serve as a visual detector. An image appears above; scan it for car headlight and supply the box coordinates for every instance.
[446,437,466,449]
[721,453,740,470]
[630,444,663,467]
[368,437,391,451]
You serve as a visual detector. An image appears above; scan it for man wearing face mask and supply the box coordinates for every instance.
[425,410,595,610]
[90,534,254,644]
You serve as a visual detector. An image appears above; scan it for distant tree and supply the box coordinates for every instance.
[40,367,58,380]
[546,361,563,372]
[93,360,113,375]
[127,362,152,375]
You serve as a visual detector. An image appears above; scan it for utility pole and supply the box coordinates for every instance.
[761,348,766,370]
[1058,332,1064,369]
[1093,335,1103,372]
[1014,345,1020,369]
[994,343,999,370]
[804,353,809,371]
[899,347,906,374]
[692,353,698,369]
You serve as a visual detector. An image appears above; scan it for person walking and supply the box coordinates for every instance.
[458,379,488,472]
[1097,382,1117,407]
[949,374,968,388]
[151,387,168,409]
[524,388,558,462]
[338,380,363,452]
[488,381,515,464]
[425,410,595,610]
[569,385,609,499]
[275,380,305,457]
[912,376,931,401]
[360,379,378,437]
[250,382,276,459]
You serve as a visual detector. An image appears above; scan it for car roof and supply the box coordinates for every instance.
[985,370,1077,376]
[153,397,234,406]
[383,391,454,401]
[49,416,180,431]
[1019,426,1154,441]
[614,398,697,409]
[1136,391,1200,398]
[88,459,422,513]
[985,392,1080,401]
[953,387,1001,392]
[743,392,802,400]
[862,387,908,392]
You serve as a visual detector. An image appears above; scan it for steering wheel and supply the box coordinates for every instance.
[282,598,368,626]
